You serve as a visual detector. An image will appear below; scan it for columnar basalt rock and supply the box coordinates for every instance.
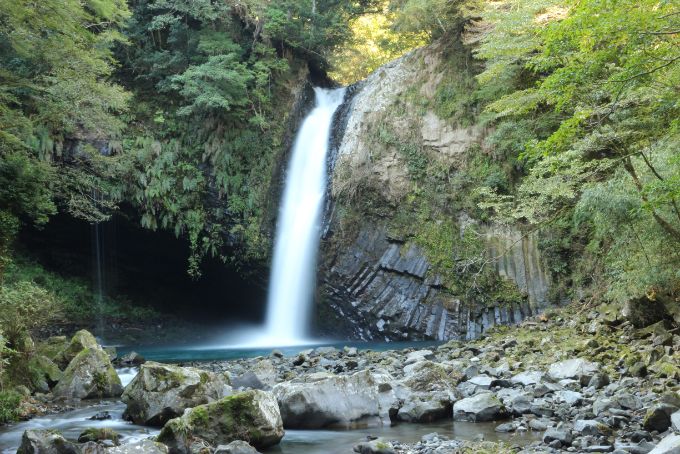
[320,44,553,342]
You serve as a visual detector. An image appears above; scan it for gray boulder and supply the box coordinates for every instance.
[452,392,508,422]
[272,370,391,429]
[157,390,284,451]
[53,347,123,399]
[649,433,680,454]
[214,441,261,454]
[548,358,600,383]
[396,391,453,423]
[510,371,545,386]
[122,361,230,426]
[573,420,611,436]
[404,350,435,365]
[543,427,573,446]
[671,410,680,432]
[17,430,79,454]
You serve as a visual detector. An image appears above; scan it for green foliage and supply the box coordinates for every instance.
[0,152,57,227]
[0,390,21,423]
[0,281,58,347]
[3,256,160,325]
[472,0,680,300]
[112,0,386,274]
[329,2,427,84]
[390,0,471,38]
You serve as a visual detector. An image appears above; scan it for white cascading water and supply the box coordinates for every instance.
[261,87,346,345]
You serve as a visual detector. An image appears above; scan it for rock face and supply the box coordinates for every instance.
[122,361,229,426]
[17,430,79,454]
[157,390,284,451]
[272,370,392,429]
[320,223,549,340]
[318,43,553,341]
[52,347,122,399]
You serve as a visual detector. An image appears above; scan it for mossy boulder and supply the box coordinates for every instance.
[27,355,62,393]
[157,390,284,452]
[36,336,69,363]
[623,295,670,328]
[53,347,122,399]
[78,428,120,444]
[17,429,79,454]
[55,330,99,369]
[122,362,230,426]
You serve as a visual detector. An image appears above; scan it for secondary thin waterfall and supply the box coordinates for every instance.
[264,87,346,344]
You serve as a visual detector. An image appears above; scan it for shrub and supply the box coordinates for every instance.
[0,281,59,347]
[0,390,21,424]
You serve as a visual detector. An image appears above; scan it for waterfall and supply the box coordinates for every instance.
[91,190,105,341]
[262,87,346,345]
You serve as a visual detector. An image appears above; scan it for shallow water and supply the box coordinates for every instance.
[272,421,539,453]
[0,401,157,454]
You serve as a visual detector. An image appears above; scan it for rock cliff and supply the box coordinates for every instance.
[318,43,555,341]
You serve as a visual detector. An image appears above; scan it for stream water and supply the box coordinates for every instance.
[0,345,541,453]
[0,390,537,454]
[0,401,538,454]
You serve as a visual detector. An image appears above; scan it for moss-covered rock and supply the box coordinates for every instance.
[157,390,284,452]
[122,362,230,426]
[52,347,122,399]
[27,355,62,393]
[55,330,98,369]
[17,429,79,454]
[36,336,69,364]
[77,427,120,445]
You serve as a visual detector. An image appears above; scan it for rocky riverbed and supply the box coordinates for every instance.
[2,301,679,454]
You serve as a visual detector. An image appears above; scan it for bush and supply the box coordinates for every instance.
[0,390,21,424]
[0,281,59,347]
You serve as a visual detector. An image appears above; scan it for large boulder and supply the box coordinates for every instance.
[17,429,79,454]
[548,358,600,383]
[53,347,122,399]
[55,330,99,369]
[272,370,391,429]
[122,362,230,426]
[157,390,284,452]
[396,391,453,423]
[401,361,463,392]
[453,392,508,422]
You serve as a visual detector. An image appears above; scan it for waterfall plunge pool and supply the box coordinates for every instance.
[115,340,444,363]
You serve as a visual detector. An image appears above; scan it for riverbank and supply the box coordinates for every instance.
[1,300,679,453]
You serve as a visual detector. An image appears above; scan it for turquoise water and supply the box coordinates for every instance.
[116,340,444,363]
